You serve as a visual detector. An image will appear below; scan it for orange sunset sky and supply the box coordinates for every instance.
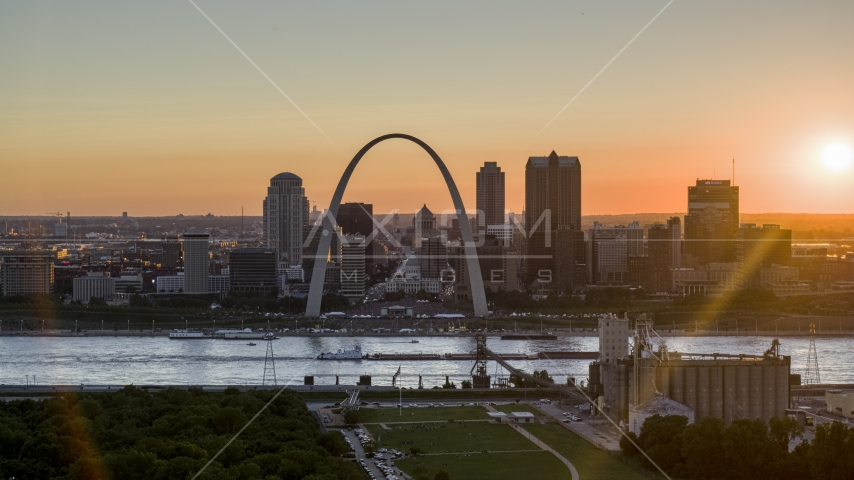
[2,1,853,216]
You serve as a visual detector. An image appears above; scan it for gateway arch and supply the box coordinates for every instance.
[305,133,488,318]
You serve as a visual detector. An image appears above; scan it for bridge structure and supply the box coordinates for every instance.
[305,133,489,318]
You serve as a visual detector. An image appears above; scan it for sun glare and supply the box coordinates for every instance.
[821,142,853,172]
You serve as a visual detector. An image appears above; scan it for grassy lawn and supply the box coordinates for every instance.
[492,403,545,417]
[366,421,535,454]
[396,451,573,480]
[359,405,491,423]
[522,423,651,480]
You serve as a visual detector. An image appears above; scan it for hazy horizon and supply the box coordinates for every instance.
[3,1,853,215]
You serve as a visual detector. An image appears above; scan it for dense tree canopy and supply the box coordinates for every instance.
[622,414,852,480]
[0,386,362,480]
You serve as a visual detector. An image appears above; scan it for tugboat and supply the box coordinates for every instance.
[247,342,257,346]
[410,340,420,343]
[263,332,277,340]
[317,346,363,360]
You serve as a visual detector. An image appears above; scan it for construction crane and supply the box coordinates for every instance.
[46,211,64,223]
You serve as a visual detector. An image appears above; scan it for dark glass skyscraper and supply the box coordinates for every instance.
[476,162,505,228]
[684,179,739,266]
[524,151,582,288]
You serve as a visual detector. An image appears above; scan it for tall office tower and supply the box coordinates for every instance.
[419,236,448,279]
[263,172,308,269]
[554,228,586,293]
[667,217,682,268]
[229,248,277,295]
[587,222,644,285]
[524,151,582,286]
[476,162,505,229]
[684,179,739,266]
[646,223,678,292]
[338,202,375,273]
[736,224,792,289]
[0,251,55,296]
[340,235,366,298]
[182,233,210,293]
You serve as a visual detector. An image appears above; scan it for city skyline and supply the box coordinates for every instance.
[2,1,853,215]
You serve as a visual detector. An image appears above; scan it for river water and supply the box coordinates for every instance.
[1,335,852,387]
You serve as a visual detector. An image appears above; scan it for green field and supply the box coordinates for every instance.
[359,405,492,423]
[522,423,653,480]
[396,451,573,480]
[492,403,545,416]
[367,421,534,454]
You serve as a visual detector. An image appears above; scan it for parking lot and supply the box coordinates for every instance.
[345,427,408,480]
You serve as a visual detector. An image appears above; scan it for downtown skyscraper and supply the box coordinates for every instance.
[476,162,505,228]
[182,232,210,293]
[684,179,739,266]
[524,151,583,291]
[263,172,309,269]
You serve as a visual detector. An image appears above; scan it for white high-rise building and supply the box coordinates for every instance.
[182,233,210,293]
[263,173,308,269]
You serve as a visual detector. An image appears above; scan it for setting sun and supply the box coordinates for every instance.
[821,142,853,172]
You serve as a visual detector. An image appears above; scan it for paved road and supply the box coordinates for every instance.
[534,401,623,451]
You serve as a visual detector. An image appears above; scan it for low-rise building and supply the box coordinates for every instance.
[115,274,143,294]
[156,273,184,293]
[671,262,739,296]
[826,390,854,419]
[73,272,116,303]
[508,412,535,424]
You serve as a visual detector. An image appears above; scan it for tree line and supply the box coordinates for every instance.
[0,386,362,480]
[621,414,854,480]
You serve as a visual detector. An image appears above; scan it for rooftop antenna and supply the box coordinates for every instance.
[732,157,735,184]
[241,206,244,234]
